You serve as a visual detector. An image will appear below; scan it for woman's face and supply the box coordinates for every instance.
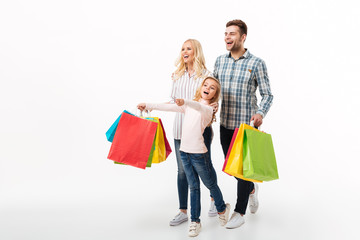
[181,41,195,65]
[201,79,218,101]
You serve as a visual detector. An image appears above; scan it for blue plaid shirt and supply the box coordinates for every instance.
[214,50,273,129]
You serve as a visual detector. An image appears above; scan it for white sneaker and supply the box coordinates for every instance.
[208,200,217,217]
[225,212,245,229]
[169,212,188,226]
[249,183,259,214]
[218,203,231,226]
[188,222,201,237]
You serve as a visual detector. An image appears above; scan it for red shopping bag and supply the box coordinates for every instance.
[158,118,172,159]
[107,112,158,169]
[222,128,239,175]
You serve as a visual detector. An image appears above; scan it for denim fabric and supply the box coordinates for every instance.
[220,125,254,215]
[174,139,188,210]
[174,126,213,210]
[180,151,225,222]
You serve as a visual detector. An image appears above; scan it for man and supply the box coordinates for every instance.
[213,19,273,229]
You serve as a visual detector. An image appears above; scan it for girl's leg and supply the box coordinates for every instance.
[191,152,226,213]
[174,139,188,211]
[180,151,201,223]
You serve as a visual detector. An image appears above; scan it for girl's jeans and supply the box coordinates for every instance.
[180,150,226,222]
[174,127,213,210]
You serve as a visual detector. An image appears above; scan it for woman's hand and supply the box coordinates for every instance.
[137,103,146,111]
[175,99,184,106]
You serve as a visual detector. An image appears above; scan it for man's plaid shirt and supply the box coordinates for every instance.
[213,50,273,129]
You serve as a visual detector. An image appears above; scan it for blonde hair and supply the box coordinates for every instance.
[173,39,207,81]
[193,76,221,126]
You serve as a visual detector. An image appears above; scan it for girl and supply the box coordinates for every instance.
[137,76,230,237]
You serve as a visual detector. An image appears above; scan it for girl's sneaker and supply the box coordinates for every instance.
[218,203,231,226]
[188,222,201,237]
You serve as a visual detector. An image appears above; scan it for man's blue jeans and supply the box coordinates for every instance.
[180,151,226,222]
[174,127,213,210]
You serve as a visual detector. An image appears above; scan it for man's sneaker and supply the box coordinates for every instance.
[218,203,231,226]
[208,200,217,217]
[188,222,201,237]
[249,183,259,214]
[169,212,188,226]
[225,212,245,229]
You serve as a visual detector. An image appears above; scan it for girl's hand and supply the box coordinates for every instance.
[175,99,184,106]
[137,103,146,111]
[210,102,219,113]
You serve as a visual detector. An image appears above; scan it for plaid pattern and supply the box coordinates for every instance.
[213,50,273,129]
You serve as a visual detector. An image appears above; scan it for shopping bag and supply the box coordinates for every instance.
[242,129,279,181]
[107,112,158,169]
[223,124,262,183]
[114,125,156,168]
[159,118,172,159]
[141,117,172,164]
[105,110,134,142]
[222,128,239,175]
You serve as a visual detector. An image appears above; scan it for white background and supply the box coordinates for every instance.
[1,0,360,239]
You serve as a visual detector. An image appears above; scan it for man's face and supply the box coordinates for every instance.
[224,25,245,52]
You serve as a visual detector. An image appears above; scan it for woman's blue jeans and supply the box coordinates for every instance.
[174,126,213,210]
[180,150,226,222]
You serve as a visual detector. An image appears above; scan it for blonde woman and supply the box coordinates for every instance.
[169,39,218,226]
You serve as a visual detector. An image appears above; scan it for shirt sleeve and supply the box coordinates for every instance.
[184,100,213,123]
[254,59,274,117]
[170,74,176,100]
[146,103,185,113]
[213,57,219,79]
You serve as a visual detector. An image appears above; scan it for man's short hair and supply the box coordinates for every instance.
[226,19,247,35]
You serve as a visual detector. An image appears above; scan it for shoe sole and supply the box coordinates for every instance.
[208,212,218,217]
[169,218,188,226]
[226,221,245,229]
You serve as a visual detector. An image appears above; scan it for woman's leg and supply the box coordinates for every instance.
[174,139,188,211]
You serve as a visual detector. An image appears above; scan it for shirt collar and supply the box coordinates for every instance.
[227,49,250,60]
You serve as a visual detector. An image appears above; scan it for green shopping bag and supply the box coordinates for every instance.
[242,129,279,181]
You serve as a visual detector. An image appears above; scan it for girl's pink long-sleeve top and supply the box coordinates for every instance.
[145,99,213,154]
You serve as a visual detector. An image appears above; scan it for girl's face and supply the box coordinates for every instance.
[201,79,218,101]
[181,41,194,65]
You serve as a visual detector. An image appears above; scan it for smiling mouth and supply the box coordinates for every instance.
[203,91,209,95]
[184,55,189,59]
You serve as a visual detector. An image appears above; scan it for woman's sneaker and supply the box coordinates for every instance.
[249,183,259,214]
[188,222,201,237]
[169,212,188,226]
[208,200,217,217]
[225,212,245,229]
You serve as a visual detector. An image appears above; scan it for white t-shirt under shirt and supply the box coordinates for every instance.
[170,70,211,139]
[145,99,213,154]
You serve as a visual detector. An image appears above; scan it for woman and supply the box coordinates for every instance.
[169,39,218,226]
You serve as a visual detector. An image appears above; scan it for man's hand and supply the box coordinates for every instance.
[250,113,263,127]
[175,99,184,106]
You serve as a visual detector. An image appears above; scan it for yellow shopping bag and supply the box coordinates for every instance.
[142,117,167,164]
[223,124,263,183]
